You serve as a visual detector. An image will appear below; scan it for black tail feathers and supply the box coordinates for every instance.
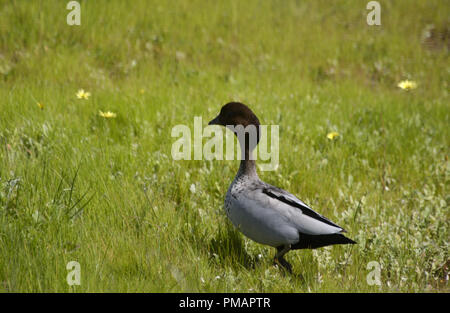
[291,233,356,250]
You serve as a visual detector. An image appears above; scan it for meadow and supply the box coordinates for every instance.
[0,0,448,292]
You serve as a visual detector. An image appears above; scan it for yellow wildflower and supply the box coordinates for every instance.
[397,80,418,90]
[76,89,91,99]
[99,110,117,118]
[37,102,44,110]
[327,132,339,140]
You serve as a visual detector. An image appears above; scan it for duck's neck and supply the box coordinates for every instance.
[237,147,258,178]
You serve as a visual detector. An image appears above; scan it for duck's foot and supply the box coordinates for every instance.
[274,256,293,274]
[273,244,292,274]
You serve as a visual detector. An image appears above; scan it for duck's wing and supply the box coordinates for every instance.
[261,184,346,233]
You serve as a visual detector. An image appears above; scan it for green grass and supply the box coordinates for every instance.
[0,0,448,292]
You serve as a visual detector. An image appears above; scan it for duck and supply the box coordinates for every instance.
[208,102,356,272]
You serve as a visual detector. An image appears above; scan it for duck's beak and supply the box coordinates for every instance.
[208,115,221,126]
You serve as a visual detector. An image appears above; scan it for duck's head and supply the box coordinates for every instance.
[209,102,261,149]
[208,102,260,128]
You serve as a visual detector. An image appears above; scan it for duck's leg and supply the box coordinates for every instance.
[274,244,292,273]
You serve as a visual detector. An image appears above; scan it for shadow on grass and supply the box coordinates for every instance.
[206,221,313,283]
[207,221,262,270]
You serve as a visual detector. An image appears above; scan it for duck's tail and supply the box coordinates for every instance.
[292,233,356,250]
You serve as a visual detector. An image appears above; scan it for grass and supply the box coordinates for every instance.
[0,0,448,292]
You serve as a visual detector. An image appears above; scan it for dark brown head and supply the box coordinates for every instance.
[209,102,260,128]
[209,102,261,150]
